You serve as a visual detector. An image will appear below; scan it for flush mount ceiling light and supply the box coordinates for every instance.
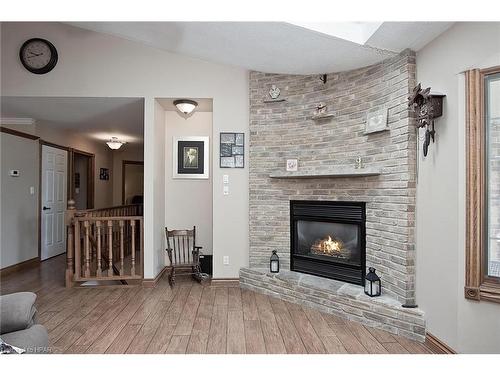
[106,137,126,150]
[174,99,198,115]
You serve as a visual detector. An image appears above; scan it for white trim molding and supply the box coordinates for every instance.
[0,117,36,126]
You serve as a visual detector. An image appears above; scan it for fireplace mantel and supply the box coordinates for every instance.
[269,167,381,179]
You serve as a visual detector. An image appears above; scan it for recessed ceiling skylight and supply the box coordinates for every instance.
[289,22,383,45]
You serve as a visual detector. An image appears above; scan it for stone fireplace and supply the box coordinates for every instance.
[290,200,366,286]
[241,49,425,341]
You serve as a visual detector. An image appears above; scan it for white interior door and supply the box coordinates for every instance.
[41,145,67,260]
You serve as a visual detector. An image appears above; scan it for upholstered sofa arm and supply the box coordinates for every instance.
[0,292,37,335]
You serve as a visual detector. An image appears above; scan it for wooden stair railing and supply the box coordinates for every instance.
[65,200,144,287]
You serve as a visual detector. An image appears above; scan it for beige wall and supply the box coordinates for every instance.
[416,22,500,353]
[1,22,249,279]
[112,145,144,206]
[165,110,213,255]
[0,132,39,268]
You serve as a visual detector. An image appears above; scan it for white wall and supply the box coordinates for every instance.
[165,110,213,254]
[416,22,500,353]
[1,22,249,279]
[0,133,39,268]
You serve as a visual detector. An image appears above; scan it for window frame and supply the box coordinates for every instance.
[465,66,500,303]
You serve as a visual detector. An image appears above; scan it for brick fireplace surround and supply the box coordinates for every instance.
[240,50,426,341]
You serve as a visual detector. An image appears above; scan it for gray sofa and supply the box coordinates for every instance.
[0,292,49,354]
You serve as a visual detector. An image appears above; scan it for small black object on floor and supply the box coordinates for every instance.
[199,254,213,275]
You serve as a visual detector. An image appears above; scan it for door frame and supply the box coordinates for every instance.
[122,160,144,204]
[38,141,70,260]
[69,148,95,210]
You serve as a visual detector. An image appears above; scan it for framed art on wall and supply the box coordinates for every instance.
[220,132,245,168]
[99,168,109,180]
[173,136,209,179]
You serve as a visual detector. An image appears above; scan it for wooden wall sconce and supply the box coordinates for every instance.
[408,83,446,157]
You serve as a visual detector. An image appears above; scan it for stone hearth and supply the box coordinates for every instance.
[240,268,425,342]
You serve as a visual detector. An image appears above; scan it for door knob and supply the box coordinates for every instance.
[42,206,50,211]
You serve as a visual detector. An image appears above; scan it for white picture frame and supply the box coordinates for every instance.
[173,136,210,179]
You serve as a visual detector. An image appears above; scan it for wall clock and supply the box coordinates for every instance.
[19,38,58,74]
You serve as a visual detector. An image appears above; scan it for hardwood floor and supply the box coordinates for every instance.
[0,255,435,354]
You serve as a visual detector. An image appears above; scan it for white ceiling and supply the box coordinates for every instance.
[1,96,144,143]
[67,21,454,74]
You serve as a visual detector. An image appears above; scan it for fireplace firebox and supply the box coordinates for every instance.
[290,200,366,285]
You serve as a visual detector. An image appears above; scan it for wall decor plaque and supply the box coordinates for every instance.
[220,132,245,168]
[365,108,389,134]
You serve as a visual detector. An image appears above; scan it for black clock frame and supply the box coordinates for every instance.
[19,38,58,75]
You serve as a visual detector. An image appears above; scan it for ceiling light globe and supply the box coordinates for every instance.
[174,99,198,115]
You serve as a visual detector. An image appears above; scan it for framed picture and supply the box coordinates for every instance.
[173,136,209,179]
[365,108,389,134]
[99,168,109,180]
[220,132,245,168]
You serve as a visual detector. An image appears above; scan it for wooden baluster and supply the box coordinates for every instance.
[107,220,113,276]
[130,220,136,276]
[119,220,125,275]
[84,220,91,277]
[96,220,102,276]
[74,219,81,279]
[65,199,76,287]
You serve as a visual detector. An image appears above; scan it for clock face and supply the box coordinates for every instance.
[20,38,58,74]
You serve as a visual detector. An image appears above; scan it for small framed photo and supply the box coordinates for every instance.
[220,157,235,168]
[220,132,245,168]
[99,168,109,180]
[365,108,389,134]
[173,136,209,179]
[286,159,298,172]
[220,133,236,144]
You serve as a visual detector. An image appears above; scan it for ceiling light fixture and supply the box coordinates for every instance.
[106,137,126,150]
[174,99,198,115]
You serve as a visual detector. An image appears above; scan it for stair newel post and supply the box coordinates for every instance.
[65,199,76,287]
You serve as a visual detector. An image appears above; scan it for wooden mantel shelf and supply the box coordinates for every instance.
[269,167,381,179]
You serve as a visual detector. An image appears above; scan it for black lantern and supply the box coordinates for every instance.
[364,267,381,297]
[270,250,279,273]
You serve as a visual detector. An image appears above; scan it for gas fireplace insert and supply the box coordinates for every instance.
[290,200,366,285]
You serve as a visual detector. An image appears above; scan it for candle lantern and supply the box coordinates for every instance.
[270,250,280,273]
[364,267,381,297]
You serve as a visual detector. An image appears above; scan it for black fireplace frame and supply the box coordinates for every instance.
[290,200,366,286]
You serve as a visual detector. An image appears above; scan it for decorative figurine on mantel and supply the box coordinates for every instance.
[408,83,446,157]
[354,156,364,169]
[269,84,281,100]
[314,102,327,116]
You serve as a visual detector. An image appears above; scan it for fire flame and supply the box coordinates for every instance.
[311,235,345,256]
[321,236,342,252]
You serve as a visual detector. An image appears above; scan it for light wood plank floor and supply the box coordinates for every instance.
[0,255,435,354]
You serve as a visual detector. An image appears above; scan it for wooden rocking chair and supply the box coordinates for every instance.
[165,226,203,286]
